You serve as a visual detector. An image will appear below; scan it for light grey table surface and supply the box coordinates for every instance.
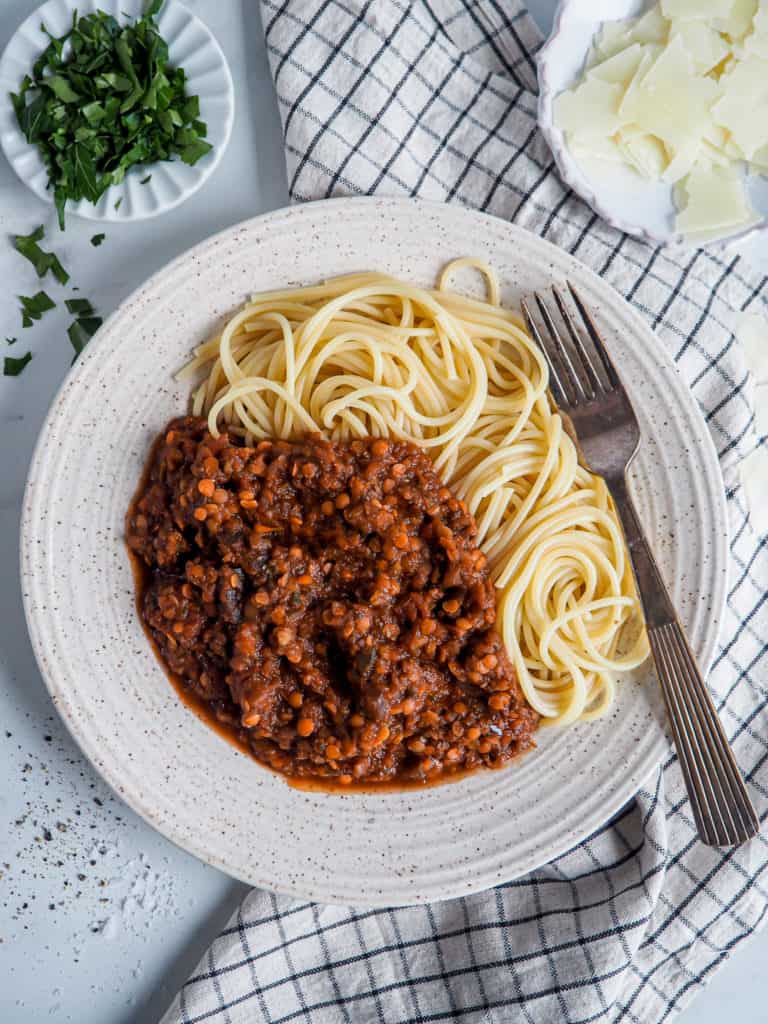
[0,2,764,1022]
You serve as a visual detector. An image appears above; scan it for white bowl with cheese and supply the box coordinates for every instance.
[538,0,768,246]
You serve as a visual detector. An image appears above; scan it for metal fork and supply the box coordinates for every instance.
[521,283,759,847]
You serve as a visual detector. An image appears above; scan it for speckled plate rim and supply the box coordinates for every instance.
[20,197,729,905]
[0,0,235,223]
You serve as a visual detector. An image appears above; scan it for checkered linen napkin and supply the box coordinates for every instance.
[161,3,768,1022]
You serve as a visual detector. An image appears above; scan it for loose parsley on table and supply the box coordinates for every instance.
[90,233,106,247]
[67,314,103,361]
[10,0,212,229]
[4,351,33,377]
[14,225,69,283]
[64,297,102,360]
[65,298,96,316]
[19,291,55,328]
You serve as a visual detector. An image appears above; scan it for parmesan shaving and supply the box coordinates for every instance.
[676,164,758,233]
[671,20,730,71]
[714,0,758,40]
[618,131,668,178]
[553,78,623,138]
[587,44,646,85]
[570,134,625,168]
[553,1,767,240]
[743,7,768,56]
[711,56,768,158]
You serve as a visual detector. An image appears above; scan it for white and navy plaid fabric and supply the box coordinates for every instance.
[161,3,768,1022]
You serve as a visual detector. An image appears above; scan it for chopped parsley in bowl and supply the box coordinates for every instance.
[8,0,216,227]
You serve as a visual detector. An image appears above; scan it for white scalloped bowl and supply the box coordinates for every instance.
[537,0,768,247]
[0,0,234,223]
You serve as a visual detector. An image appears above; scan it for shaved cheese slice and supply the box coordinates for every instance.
[553,1,767,240]
[676,163,757,234]
[629,9,671,46]
[743,8,768,55]
[639,32,694,89]
[700,138,734,167]
[596,10,669,60]
[622,39,719,153]
[663,139,703,183]
[596,18,639,60]
[683,217,762,244]
[570,134,625,165]
[703,122,729,147]
[587,43,645,84]
[720,50,768,92]
[724,138,747,159]
[618,49,657,119]
[711,55,768,157]
[554,78,624,138]
[672,20,730,71]
[662,0,735,19]
[584,42,602,72]
[714,0,758,39]
[617,131,668,177]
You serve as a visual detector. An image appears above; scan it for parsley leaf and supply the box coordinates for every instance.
[20,291,56,327]
[68,315,103,360]
[179,139,213,166]
[6,337,18,345]
[65,298,95,316]
[90,233,106,247]
[14,225,69,284]
[4,351,33,377]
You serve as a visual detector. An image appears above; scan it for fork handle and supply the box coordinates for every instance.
[609,475,759,847]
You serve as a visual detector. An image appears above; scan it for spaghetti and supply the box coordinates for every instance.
[179,260,648,725]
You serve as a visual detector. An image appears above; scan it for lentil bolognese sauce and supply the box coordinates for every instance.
[126,416,538,788]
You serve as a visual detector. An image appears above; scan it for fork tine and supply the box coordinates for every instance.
[552,286,605,399]
[521,298,568,407]
[567,282,620,389]
[534,293,588,404]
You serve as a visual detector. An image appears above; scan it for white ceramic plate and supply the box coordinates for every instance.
[21,198,728,906]
[537,0,768,247]
[0,0,234,223]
